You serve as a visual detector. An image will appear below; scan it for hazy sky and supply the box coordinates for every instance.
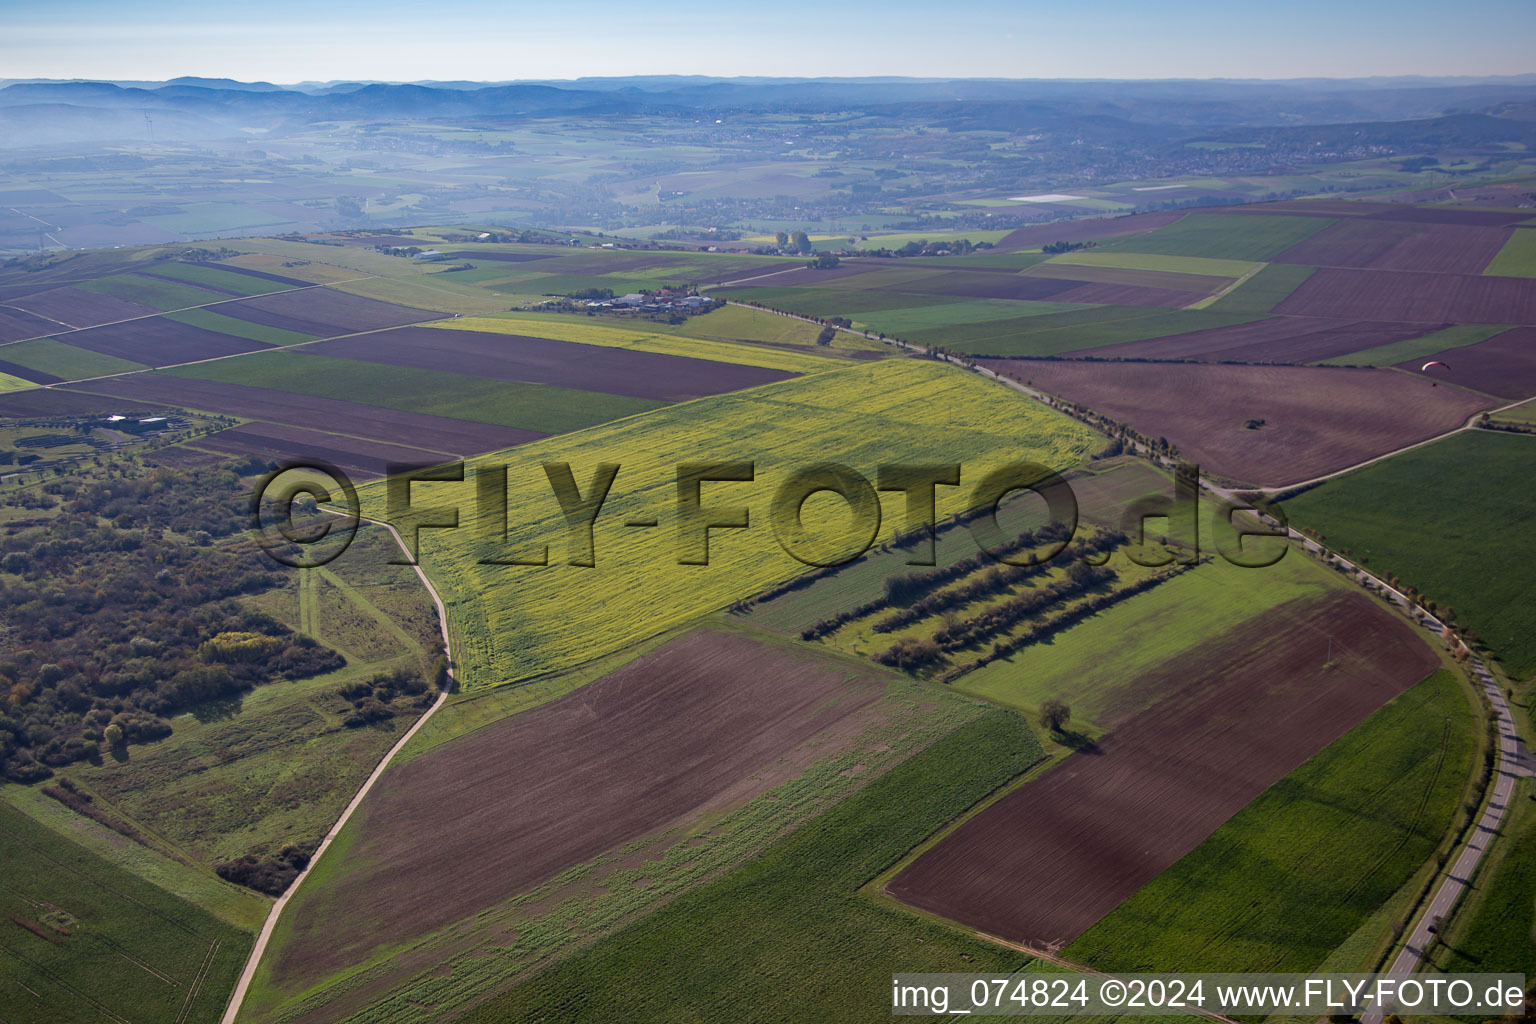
[3,0,1534,82]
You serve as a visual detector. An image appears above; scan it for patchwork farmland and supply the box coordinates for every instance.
[246,627,987,1022]
[2,177,1527,1024]
[886,590,1441,945]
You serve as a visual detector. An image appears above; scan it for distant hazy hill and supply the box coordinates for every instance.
[3,76,1536,148]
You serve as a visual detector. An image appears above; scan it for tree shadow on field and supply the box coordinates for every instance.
[1053,728,1102,754]
[191,694,244,724]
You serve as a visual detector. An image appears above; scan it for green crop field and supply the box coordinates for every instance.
[1485,227,1536,277]
[932,307,1264,357]
[953,537,1336,731]
[1207,263,1318,314]
[718,285,964,317]
[355,358,1101,688]
[164,350,664,434]
[1069,668,1475,974]
[0,337,147,379]
[0,799,254,1023]
[1320,323,1511,367]
[1103,212,1335,261]
[147,261,298,295]
[450,711,1042,1024]
[429,313,841,372]
[675,303,844,348]
[854,298,1094,336]
[1285,430,1536,678]
[1492,397,1536,425]
[162,307,318,346]
[1044,250,1263,278]
[0,370,32,391]
[75,272,229,311]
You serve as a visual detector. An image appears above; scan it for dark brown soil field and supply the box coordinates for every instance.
[62,317,268,365]
[0,387,156,418]
[7,286,156,328]
[1070,315,1446,364]
[65,376,539,456]
[983,359,1492,486]
[1393,326,1536,400]
[193,423,455,478]
[887,590,1439,946]
[311,326,796,400]
[216,288,439,336]
[265,628,892,995]
[1364,205,1536,227]
[1275,267,1536,324]
[1227,200,1531,226]
[1272,219,1513,274]
[994,211,1188,251]
[1026,263,1235,294]
[0,304,60,342]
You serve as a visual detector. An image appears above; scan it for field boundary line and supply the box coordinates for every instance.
[218,512,455,1024]
[972,932,1244,1024]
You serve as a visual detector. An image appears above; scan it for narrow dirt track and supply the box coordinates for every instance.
[218,514,454,1024]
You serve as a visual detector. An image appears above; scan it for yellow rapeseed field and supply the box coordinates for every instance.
[357,358,1101,688]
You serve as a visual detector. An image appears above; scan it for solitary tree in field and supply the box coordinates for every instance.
[1040,699,1071,735]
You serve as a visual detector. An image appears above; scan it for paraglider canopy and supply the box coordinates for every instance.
[1421,360,1450,373]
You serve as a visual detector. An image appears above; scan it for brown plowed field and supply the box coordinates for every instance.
[1364,205,1535,227]
[0,387,156,418]
[216,288,440,336]
[982,359,1492,486]
[311,326,796,400]
[62,317,268,365]
[1069,315,1446,364]
[193,423,455,479]
[1274,267,1536,324]
[65,376,539,456]
[7,286,156,328]
[994,211,1188,251]
[887,590,1438,946]
[1272,219,1513,274]
[265,628,892,996]
[1394,326,1536,400]
[0,304,60,342]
